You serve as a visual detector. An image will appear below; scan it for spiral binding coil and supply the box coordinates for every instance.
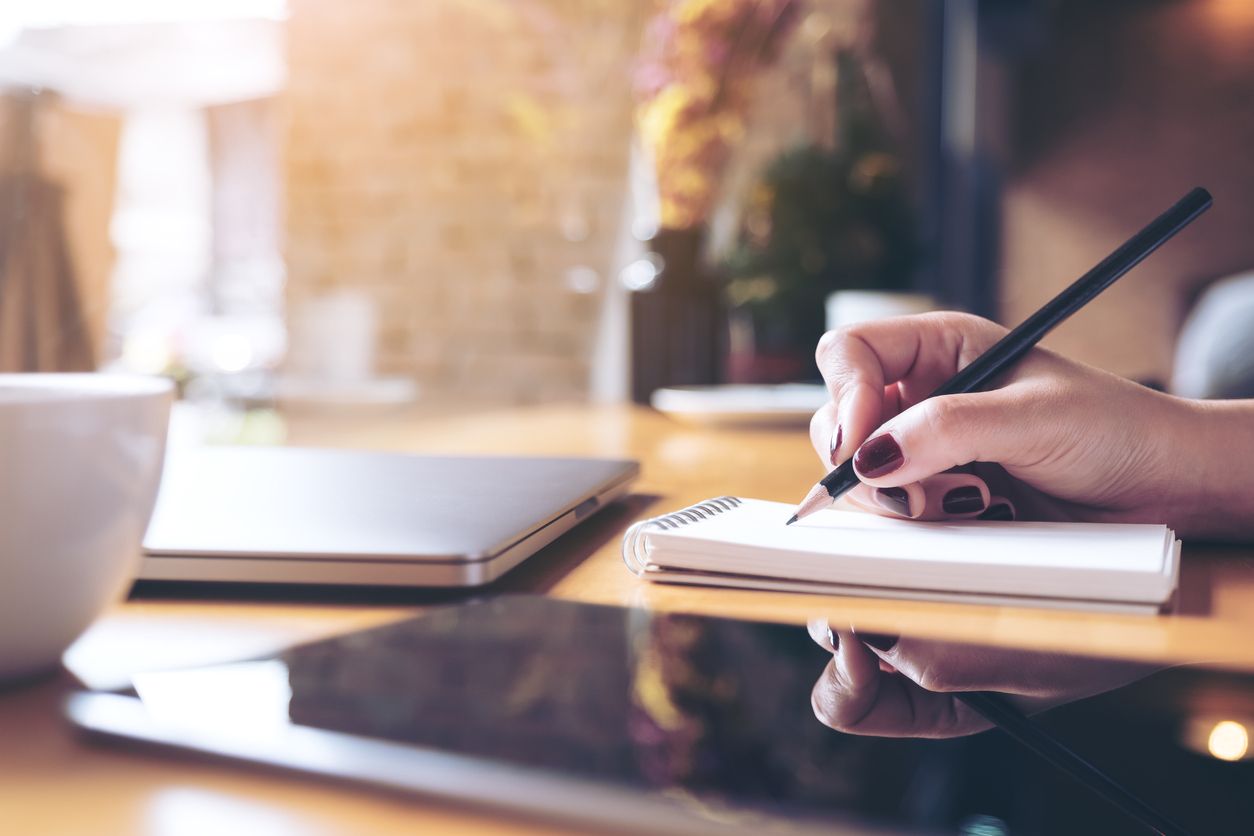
[621,496,742,576]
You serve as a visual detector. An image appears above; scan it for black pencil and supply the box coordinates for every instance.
[787,186,1213,525]
[956,691,1190,835]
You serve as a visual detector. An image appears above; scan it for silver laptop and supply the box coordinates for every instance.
[141,447,638,587]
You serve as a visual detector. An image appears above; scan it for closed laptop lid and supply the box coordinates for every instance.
[143,447,638,563]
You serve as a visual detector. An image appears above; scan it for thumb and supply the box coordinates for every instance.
[851,389,1044,487]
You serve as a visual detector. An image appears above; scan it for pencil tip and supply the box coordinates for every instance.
[790,482,836,526]
[785,514,798,526]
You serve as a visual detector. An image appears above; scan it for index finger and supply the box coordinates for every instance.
[815,313,1007,462]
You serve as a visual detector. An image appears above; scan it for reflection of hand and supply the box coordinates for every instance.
[806,619,1158,739]
[808,312,1254,538]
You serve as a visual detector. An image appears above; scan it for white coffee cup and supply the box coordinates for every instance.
[0,374,172,681]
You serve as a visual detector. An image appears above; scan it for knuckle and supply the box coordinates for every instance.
[914,667,954,694]
[929,309,995,333]
[812,701,856,734]
[815,323,871,367]
[926,311,1007,352]
[944,310,983,327]
[811,662,873,733]
[814,328,859,405]
[815,327,856,366]
[811,681,844,731]
[812,704,840,731]
[815,329,839,364]
[920,396,967,442]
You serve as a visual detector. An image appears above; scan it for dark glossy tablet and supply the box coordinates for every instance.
[69,596,1253,835]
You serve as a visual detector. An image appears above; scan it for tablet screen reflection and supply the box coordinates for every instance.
[248,598,1253,833]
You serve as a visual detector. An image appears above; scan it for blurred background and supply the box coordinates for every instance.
[1,0,1252,440]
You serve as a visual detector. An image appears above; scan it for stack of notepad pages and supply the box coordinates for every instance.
[623,497,1180,614]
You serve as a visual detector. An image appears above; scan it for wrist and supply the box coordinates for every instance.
[1170,397,1254,540]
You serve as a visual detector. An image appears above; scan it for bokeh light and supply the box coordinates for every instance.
[1207,720,1250,762]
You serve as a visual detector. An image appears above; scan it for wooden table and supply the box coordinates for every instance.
[5,403,1254,835]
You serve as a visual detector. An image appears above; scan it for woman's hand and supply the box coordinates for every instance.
[806,620,1158,739]
[809,311,1252,538]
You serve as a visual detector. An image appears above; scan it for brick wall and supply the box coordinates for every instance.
[284,1,646,402]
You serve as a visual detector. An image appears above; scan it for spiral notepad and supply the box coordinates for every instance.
[622,498,1180,614]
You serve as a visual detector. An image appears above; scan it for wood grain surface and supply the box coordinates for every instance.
[4,403,1252,835]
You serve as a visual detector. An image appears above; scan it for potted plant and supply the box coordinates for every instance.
[629,0,800,402]
[720,48,924,383]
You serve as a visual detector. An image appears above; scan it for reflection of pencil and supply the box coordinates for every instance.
[957,691,1189,836]
[786,186,1214,525]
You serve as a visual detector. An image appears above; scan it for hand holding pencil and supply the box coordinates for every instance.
[805,310,1190,526]
[791,188,1254,540]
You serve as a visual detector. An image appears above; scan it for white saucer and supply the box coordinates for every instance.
[650,383,827,428]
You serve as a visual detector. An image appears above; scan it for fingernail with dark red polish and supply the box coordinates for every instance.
[854,434,903,478]
[875,487,910,516]
[857,632,899,652]
[829,425,842,467]
[826,627,839,652]
[942,486,986,514]
[979,503,1014,521]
